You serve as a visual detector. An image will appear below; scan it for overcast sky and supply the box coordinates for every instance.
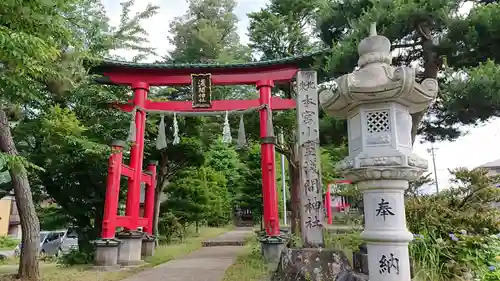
[101,0,500,193]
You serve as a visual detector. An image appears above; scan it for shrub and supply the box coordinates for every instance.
[406,168,500,280]
[157,211,184,244]
[57,249,94,266]
[406,194,500,237]
[410,229,500,281]
[0,236,19,249]
[407,168,500,237]
[324,230,363,252]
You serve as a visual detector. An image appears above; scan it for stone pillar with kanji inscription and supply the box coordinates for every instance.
[296,70,324,247]
[319,23,438,281]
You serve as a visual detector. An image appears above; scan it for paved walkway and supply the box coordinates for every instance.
[121,228,252,281]
[202,227,253,247]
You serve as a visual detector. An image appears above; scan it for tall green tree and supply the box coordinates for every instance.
[167,0,249,64]
[204,140,245,207]
[236,143,264,225]
[6,0,159,268]
[0,0,90,278]
[147,136,205,237]
[150,0,252,235]
[164,167,210,229]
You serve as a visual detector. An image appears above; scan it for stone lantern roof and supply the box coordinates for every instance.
[320,23,438,119]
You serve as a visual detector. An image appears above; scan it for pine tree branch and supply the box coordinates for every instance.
[393,41,422,49]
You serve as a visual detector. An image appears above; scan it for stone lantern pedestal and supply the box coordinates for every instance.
[320,23,438,281]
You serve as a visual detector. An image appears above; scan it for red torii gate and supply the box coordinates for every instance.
[92,53,322,239]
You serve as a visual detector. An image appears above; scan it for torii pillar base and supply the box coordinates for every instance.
[141,235,156,257]
[94,239,121,269]
[117,231,144,266]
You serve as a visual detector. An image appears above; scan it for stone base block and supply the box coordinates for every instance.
[141,236,156,257]
[117,231,144,266]
[352,243,414,278]
[94,239,121,267]
[271,248,367,281]
[261,238,286,263]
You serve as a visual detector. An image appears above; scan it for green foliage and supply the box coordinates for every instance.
[406,168,500,236]
[57,249,94,266]
[203,166,231,226]
[2,1,162,269]
[166,167,211,226]
[329,167,500,280]
[204,139,245,204]
[404,168,500,280]
[320,145,348,190]
[37,205,72,231]
[167,0,250,64]
[247,0,320,60]
[0,236,20,250]
[317,0,500,142]
[235,143,263,224]
[406,173,434,198]
[324,231,363,253]
[410,230,500,280]
[164,164,230,228]
[157,211,184,244]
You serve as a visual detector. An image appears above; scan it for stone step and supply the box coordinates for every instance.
[202,240,246,247]
[202,228,252,247]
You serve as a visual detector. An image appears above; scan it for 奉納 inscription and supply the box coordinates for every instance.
[375,198,395,221]
[379,253,400,275]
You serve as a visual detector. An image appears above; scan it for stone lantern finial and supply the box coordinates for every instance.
[370,22,377,36]
[357,22,391,67]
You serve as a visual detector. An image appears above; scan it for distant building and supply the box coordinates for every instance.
[478,159,500,208]
[478,158,500,177]
[0,195,21,239]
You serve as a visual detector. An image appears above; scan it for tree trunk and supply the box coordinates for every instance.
[0,109,40,280]
[152,184,162,238]
[288,160,301,240]
[152,152,169,241]
[411,23,440,144]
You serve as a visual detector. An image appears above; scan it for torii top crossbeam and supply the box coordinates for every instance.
[90,51,327,87]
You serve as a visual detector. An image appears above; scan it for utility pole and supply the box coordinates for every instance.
[427,144,439,194]
[279,131,287,225]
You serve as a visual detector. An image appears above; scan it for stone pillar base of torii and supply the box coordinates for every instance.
[94,239,121,269]
[320,22,438,281]
[116,231,144,266]
[261,238,286,263]
[141,235,156,257]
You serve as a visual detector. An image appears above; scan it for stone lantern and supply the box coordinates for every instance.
[319,23,438,281]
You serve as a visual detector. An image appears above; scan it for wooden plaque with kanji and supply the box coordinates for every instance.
[191,73,212,108]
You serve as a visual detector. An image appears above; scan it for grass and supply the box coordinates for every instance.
[0,227,228,281]
[222,238,273,281]
[0,237,19,252]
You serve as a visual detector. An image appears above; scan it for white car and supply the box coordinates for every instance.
[14,229,78,257]
[14,231,50,257]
